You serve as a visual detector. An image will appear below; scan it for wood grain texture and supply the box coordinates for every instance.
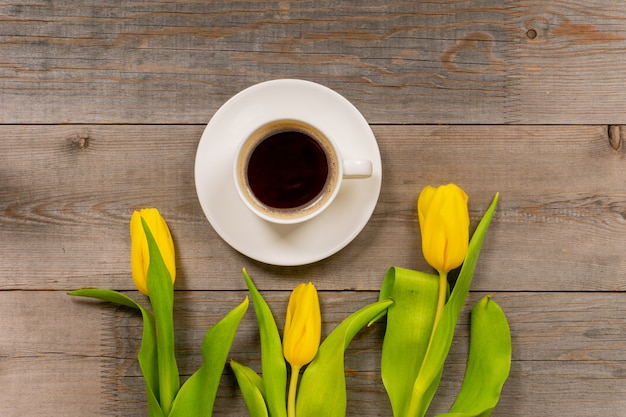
[1,125,625,292]
[3,291,626,417]
[0,1,625,124]
[2,2,626,416]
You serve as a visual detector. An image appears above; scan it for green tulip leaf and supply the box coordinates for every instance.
[243,269,288,417]
[407,193,499,417]
[67,288,162,417]
[147,385,166,417]
[296,299,393,417]
[169,297,249,417]
[142,218,180,415]
[67,288,142,309]
[231,360,269,417]
[376,267,440,417]
[436,296,511,417]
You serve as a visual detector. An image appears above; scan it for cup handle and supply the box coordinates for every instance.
[343,160,373,179]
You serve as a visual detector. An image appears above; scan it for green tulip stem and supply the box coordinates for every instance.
[421,269,448,366]
[433,270,447,331]
[411,269,447,404]
[288,365,301,417]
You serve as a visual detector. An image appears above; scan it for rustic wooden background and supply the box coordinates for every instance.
[2,1,626,416]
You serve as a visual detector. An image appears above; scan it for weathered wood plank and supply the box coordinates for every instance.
[1,125,625,291]
[512,1,626,124]
[2,4,624,417]
[3,290,626,416]
[0,1,625,124]
[0,290,107,415]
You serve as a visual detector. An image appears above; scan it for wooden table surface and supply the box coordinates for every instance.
[2,1,626,416]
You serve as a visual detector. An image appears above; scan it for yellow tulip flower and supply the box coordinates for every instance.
[418,184,469,274]
[283,282,321,368]
[130,208,176,295]
[283,282,321,417]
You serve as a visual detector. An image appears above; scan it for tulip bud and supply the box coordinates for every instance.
[283,282,321,368]
[418,184,469,274]
[130,208,176,295]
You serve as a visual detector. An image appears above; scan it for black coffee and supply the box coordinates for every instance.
[246,130,329,209]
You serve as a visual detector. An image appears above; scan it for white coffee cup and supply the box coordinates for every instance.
[234,119,373,224]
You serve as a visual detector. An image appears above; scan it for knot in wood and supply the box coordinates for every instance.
[70,134,90,150]
[608,125,622,151]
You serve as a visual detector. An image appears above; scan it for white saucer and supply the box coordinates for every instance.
[194,79,382,266]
